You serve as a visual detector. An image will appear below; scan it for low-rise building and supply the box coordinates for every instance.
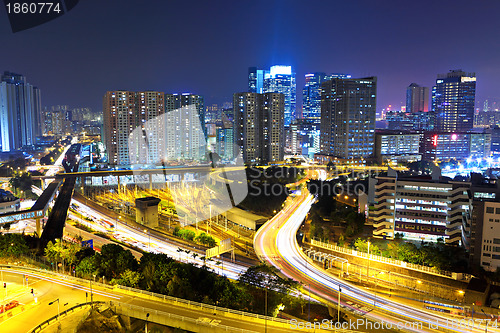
[374,130,422,164]
[371,168,471,245]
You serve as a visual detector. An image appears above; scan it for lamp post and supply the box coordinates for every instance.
[145,313,150,333]
[373,271,384,307]
[49,298,60,321]
[481,309,489,333]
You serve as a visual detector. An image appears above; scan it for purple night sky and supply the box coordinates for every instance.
[1,0,499,113]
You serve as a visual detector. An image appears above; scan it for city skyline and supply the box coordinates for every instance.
[1,1,500,113]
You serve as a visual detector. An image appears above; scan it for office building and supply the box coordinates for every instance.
[303,73,351,122]
[248,65,296,127]
[371,169,471,245]
[406,83,429,113]
[374,130,422,164]
[421,132,491,161]
[0,72,41,151]
[233,92,284,163]
[216,118,234,161]
[320,77,377,159]
[432,70,476,132]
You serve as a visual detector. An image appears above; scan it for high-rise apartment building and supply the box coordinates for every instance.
[320,77,377,159]
[248,65,296,127]
[432,70,476,132]
[406,83,429,113]
[164,93,206,161]
[103,91,138,165]
[233,92,284,163]
[103,91,206,166]
[0,71,41,151]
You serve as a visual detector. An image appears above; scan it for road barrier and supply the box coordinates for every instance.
[310,239,472,281]
[30,301,103,333]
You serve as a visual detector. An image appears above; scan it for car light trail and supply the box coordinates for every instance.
[255,190,498,333]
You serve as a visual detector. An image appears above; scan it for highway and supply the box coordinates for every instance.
[0,266,336,333]
[254,190,498,333]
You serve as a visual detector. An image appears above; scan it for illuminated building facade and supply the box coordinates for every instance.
[374,130,422,164]
[372,170,471,245]
[421,132,491,161]
[103,91,138,166]
[233,92,284,163]
[432,70,476,132]
[248,65,296,127]
[0,72,41,151]
[103,91,206,166]
[406,83,429,113]
[320,76,377,159]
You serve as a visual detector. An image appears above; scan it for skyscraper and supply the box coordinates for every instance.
[164,93,206,161]
[0,72,41,151]
[103,91,206,166]
[303,73,351,122]
[406,83,429,113]
[233,92,284,163]
[432,70,476,132]
[103,91,139,166]
[248,65,296,127]
[320,77,377,159]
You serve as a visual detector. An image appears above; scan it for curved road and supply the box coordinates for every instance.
[254,190,498,333]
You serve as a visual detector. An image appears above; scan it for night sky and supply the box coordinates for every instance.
[1,0,499,113]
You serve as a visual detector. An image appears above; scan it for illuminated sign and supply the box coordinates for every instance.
[451,134,457,140]
[432,135,438,146]
[461,77,476,82]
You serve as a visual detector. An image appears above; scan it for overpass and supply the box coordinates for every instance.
[0,180,62,235]
[0,265,342,333]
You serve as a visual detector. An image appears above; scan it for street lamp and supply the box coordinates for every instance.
[481,309,489,333]
[373,271,384,307]
[145,313,150,333]
[49,298,60,321]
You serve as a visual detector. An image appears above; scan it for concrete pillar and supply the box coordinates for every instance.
[149,174,153,191]
[120,315,131,330]
[35,218,41,238]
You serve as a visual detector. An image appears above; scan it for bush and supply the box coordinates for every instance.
[195,232,217,247]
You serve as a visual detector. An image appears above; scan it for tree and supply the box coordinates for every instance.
[0,234,29,257]
[111,269,142,287]
[76,255,99,277]
[98,243,138,279]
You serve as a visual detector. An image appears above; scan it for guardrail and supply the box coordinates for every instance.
[110,301,259,333]
[310,239,472,281]
[0,264,289,325]
[30,301,104,333]
[115,284,290,324]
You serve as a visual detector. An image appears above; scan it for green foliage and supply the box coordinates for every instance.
[177,229,195,241]
[44,239,80,267]
[9,172,33,194]
[0,233,29,257]
[98,243,138,279]
[111,269,142,287]
[238,263,298,315]
[76,255,99,277]
[194,232,216,247]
